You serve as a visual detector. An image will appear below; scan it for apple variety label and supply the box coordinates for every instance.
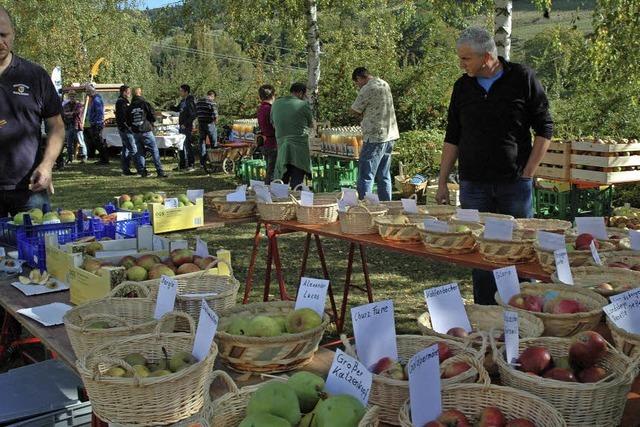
[164,198,179,208]
[153,235,169,251]
[504,311,520,365]
[154,275,178,319]
[408,344,442,427]
[295,277,329,317]
[484,218,513,241]
[424,283,472,334]
[493,265,521,303]
[250,179,266,190]
[423,219,449,233]
[170,240,188,251]
[589,240,603,265]
[603,300,640,334]
[325,349,372,406]
[456,208,480,222]
[351,300,398,371]
[341,188,359,206]
[270,183,290,199]
[192,299,219,361]
[610,288,640,304]
[186,189,204,203]
[226,190,246,202]
[195,238,209,257]
[537,231,566,251]
[254,186,273,203]
[116,212,132,221]
[554,248,574,285]
[575,217,608,241]
[337,199,349,213]
[364,192,380,205]
[630,230,640,251]
[0,247,5,257]
[401,198,418,214]
[300,191,314,207]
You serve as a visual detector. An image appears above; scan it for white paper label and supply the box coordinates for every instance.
[195,238,209,257]
[300,191,314,207]
[337,200,349,213]
[484,218,514,241]
[154,275,178,319]
[401,198,419,214]
[408,344,442,427]
[456,208,480,222]
[554,248,574,285]
[537,231,566,251]
[324,349,372,406]
[192,300,218,361]
[342,188,359,206]
[493,265,521,303]
[590,240,603,265]
[226,191,246,202]
[610,288,640,304]
[255,186,273,204]
[170,240,188,251]
[351,300,398,371]
[0,247,5,257]
[364,192,380,205]
[575,217,608,241]
[504,311,520,364]
[603,301,639,334]
[186,189,204,203]
[116,211,132,221]
[630,230,640,251]
[423,219,449,233]
[424,283,472,334]
[153,235,169,251]
[164,198,179,208]
[270,183,290,199]
[250,179,266,190]
[295,277,329,317]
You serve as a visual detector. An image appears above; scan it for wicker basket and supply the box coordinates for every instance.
[339,205,389,235]
[551,265,640,297]
[607,318,640,359]
[451,212,515,224]
[371,194,417,216]
[63,282,163,359]
[343,335,486,425]
[534,239,617,273]
[293,195,339,225]
[256,199,297,221]
[495,283,608,337]
[215,301,329,373]
[492,335,638,427]
[473,229,536,264]
[567,227,630,247]
[420,204,457,220]
[416,223,481,254]
[375,215,435,242]
[204,370,380,427]
[619,237,639,251]
[515,218,572,235]
[208,195,257,219]
[76,312,218,426]
[602,250,640,268]
[397,383,567,427]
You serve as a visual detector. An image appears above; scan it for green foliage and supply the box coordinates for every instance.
[613,184,640,208]
[392,129,445,179]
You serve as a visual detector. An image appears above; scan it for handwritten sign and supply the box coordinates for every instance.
[603,300,640,334]
[300,191,314,207]
[408,344,442,427]
[255,186,273,203]
[590,240,603,265]
[610,288,640,304]
[195,238,209,257]
[154,275,178,319]
[423,219,449,233]
[164,198,179,208]
[424,283,472,334]
[270,182,289,199]
[295,277,329,317]
[192,300,218,361]
[364,192,380,205]
[504,311,520,364]
[456,208,480,222]
[351,300,398,371]
[186,189,204,203]
[324,349,372,406]
[401,198,419,214]
[342,188,359,206]
[537,231,566,251]
[575,217,608,241]
[484,218,514,241]
[493,266,521,303]
[630,230,640,251]
[554,248,574,285]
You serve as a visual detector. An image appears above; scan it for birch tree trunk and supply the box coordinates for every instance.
[306,0,321,120]
[494,0,513,60]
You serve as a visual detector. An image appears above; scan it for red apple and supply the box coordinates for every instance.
[437,409,471,427]
[608,261,631,269]
[542,367,577,382]
[577,366,608,383]
[371,356,394,374]
[170,248,194,266]
[508,294,527,309]
[506,419,536,427]
[441,362,471,379]
[517,347,552,374]
[423,422,446,427]
[569,331,608,369]
[596,283,614,292]
[543,298,586,314]
[438,342,453,363]
[575,233,598,250]
[631,264,640,272]
[477,406,506,427]
[523,295,545,312]
[446,327,469,338]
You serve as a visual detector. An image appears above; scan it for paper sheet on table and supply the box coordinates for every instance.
[17,302,72,326]
[12,278,69,296]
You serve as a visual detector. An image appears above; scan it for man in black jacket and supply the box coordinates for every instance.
[173,84,197,171]
[115,85,141,176]
[195,90,218,172]
[126,87,167,178]
[436,27,553,305]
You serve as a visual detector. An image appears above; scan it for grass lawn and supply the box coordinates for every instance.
[50,157,474,340]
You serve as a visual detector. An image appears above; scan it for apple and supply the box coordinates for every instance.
[577,366,608,383]
[446,327,469,338]
[424,422,446,427]
[371,356,394,374]
[523,295,545,312]
[438,342,453,363]
[171,248,194,267]
[477,406,506,427]
[569,331,608,369]
[575,233,598,250]
[596,283,614,292]
[441,362,470,379]
[508,294,527,310]
[542,367,577,382]
[437,409,471,427]
[120,194,131,202]
[505,419,536,427]
[517,347,552,375]
[543,298,586,314]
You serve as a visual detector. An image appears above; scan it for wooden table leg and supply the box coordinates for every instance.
[315,234,338,324]
[262,229,274,302]
[297,233,312,285]
[359,244,374,303]
[243,222,263,304]
[336,242,356,334]
[271,231,291,301]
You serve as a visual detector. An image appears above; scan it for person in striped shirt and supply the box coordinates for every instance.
[196,90,218,173]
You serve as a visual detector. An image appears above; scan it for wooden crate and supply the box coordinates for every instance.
[570,139,640,184]
[535,140,571,180]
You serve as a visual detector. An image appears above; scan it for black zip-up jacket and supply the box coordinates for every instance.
[126,95,156,134]
[445,57,553,182]
[172,94,197,127]
[115,95,130,132]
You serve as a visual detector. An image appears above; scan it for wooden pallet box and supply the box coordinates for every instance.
[535,140,571,180]
[570,138,640,184]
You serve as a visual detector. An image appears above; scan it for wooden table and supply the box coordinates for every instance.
[244,220,551,332]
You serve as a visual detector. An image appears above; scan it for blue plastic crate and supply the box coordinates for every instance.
[1,208,83,245]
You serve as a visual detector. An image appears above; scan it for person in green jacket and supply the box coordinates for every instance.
[270,82,313,189]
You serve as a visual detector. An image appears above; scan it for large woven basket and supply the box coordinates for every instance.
[293,195,339,225]
[515,218,572,236]
[204,371,380,427]
[372,194,417,216]
[607,317,640,359]
[343,335,486,425]
[142,260,238,299]
[551,265,640,297]
[339,205,389,235]
[421,204,456,220]
[534,239,617,273]
[602,250,640,268]
[495,283,608,337]
[64,282,162,359]
[397,383,567,427]
[256,199,297,221]
[208,195,257,218]
[375,215,435,242]
[473,229,536,264]
[416,223,481,254]
[451,212,515,224]
[567,227,630,247]
[492,335,638,427]
[76,312,218,426]
[215,301,329,373]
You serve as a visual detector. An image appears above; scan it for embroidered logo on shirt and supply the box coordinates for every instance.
[12,83,31,96]
[0,119,7,128]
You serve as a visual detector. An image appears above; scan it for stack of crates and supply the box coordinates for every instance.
[534,179,614,220]
[236,159,266,184]
[311,156,358,192]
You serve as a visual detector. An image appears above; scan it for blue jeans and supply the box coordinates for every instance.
[178,126,195,168]
[0,190,50,217]
[460,177,534,305]
[133,132,165,175]
[198,123,217,167]
[65,127,87,161]
[357,140,395,201]
[119,130,141,173]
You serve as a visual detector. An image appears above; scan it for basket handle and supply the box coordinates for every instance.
[80,313,132,330]
[155,311,196,336]
[207,370,239,396]
[88,355,138,382]
[346,205,371,214]
[622,357,640,381]
[109,281,151,299]
[466,331,488,357]
[272,179,285,185]
[441,351,491,386]
[292,183,304,192]
[289,193,301,206]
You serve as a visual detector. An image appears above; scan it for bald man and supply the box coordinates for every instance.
[0,6,65,217]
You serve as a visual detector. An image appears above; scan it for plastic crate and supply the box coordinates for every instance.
[236,158,266,184]
[7,401,92,427]
[312,156,358,192]
[534,183,615,220]
[103,204,151,239]
[0,213,81,246]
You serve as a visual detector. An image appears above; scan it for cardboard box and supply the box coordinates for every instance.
[148,198,204,233]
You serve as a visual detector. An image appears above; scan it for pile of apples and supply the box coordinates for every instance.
[12,208,76,225]
[222,308,323,337]
[102,349,196,378]
[514,331,610,384]
[508,293,587,315]
[425,407,535,427]
[370,342,470,381]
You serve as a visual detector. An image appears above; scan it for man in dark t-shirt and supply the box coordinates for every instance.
[0,7,65,217]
